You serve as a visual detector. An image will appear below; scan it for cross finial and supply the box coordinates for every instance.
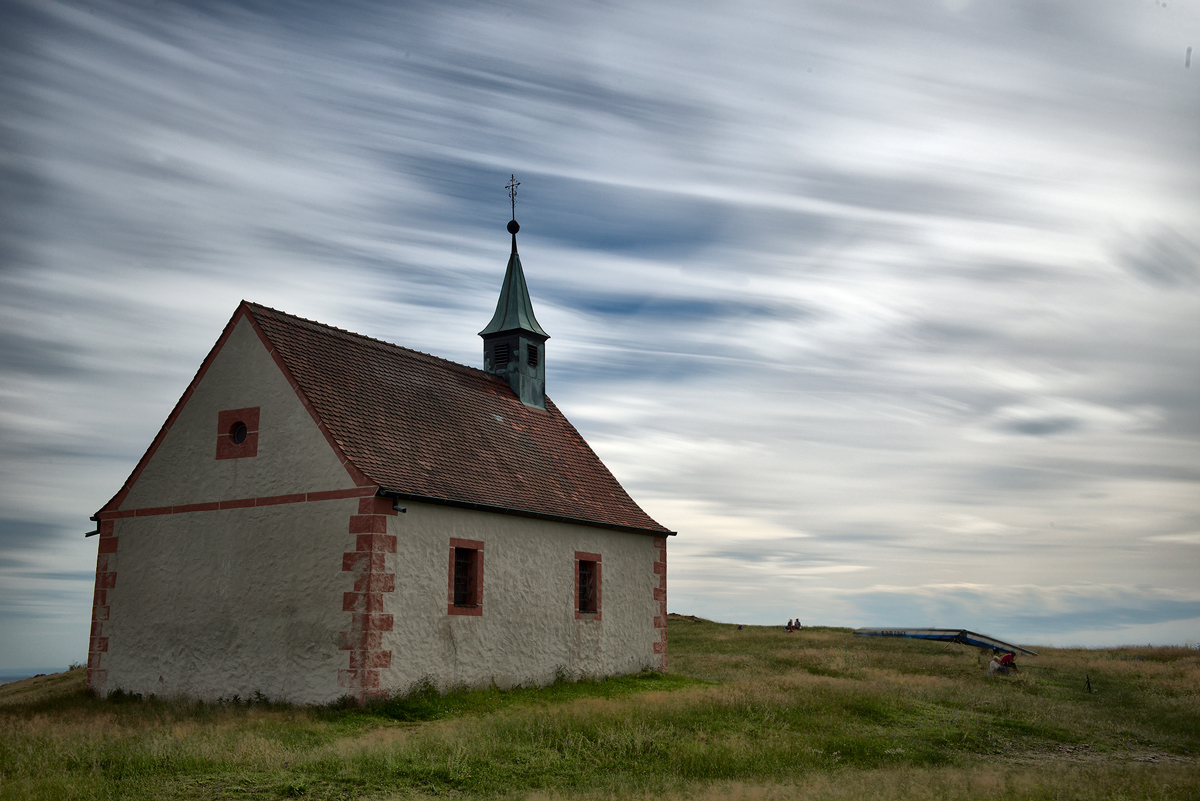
[506,174,520,221]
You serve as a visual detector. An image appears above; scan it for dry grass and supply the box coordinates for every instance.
[1,619,1197,799]
[0,667,86,706]
[528,763,1200,801]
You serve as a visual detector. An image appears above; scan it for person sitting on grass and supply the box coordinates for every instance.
[786,619,794,632]
[988,653,1010,677]
[999,651,1017,673]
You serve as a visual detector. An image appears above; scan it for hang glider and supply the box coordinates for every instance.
[853,628,1038,656]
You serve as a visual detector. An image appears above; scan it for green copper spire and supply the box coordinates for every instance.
[481,176,549,409]
[478,237,549,338]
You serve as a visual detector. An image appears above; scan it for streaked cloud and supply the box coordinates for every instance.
[0,0,1197,670]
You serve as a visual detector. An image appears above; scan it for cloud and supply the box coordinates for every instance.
[21,571,96,582]
[1147,533,1200,546]
[0,0,1198,670]
[1117,226,1200,288]
[0,581,92,621]
[0,330,89,378]
[983,398,1157,438]
[829,583,1200,641]
[0,519,67,552]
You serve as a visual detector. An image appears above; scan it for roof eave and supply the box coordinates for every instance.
[376,489,675,536]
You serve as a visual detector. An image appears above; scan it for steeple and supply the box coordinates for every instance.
[480,176,549,409]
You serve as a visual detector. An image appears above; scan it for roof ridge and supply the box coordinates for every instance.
[242,300,499,382]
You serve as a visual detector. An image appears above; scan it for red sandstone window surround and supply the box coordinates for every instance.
[447,538,484,616]
[575,551,601,619]
[215,407,260,459]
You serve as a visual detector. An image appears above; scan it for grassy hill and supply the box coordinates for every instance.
[1,616,1196,799]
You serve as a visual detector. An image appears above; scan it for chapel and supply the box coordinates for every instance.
[86,213,672,703]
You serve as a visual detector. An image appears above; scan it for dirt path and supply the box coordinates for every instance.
[1002,742,1197,766]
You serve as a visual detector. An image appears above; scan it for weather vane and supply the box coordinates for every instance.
[506,174,520,234]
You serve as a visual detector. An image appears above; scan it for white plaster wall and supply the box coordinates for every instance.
[104,499,355,703]
[120,316,354,510]
[381,501,661,692]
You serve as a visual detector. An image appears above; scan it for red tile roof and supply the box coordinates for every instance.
[246,303,670,534]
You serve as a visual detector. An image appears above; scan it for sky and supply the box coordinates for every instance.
[1,0,1198,674]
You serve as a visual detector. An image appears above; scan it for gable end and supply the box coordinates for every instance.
[97,302,374,516]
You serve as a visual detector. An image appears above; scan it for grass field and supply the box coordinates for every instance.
[1,615,1197,799]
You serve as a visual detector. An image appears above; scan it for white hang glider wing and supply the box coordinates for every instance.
[853,628,1038,656]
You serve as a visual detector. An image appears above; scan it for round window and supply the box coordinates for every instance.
[230,421,248,445]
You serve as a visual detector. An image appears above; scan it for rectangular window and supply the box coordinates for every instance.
[447,539,484,616]
[575,551,601,619]
[494,343,510,367]
[578,561,597,611]
[454,548,475,606]
[526,343,539,367]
